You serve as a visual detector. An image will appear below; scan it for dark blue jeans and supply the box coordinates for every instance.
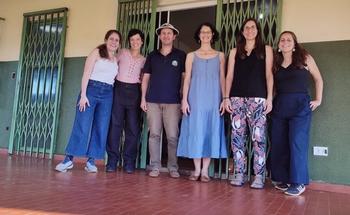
[106,80,141,169]
[270,93,312,185]
[65,80,113,159]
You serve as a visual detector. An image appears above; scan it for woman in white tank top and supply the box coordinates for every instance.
[55,30,121,173]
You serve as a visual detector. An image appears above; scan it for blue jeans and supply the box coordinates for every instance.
[65,80,113,159]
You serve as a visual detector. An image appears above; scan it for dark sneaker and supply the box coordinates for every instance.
[274,183,289,191]
[105,165,116,173]
[284,184,305,196]
[123,165,135,174]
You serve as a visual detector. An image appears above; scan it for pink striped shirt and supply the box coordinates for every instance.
[116,49,146,84]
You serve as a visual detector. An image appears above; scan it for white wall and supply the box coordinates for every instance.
[281,0,350,42]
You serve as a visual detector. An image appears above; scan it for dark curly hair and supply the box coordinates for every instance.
[97,29,122,59]
[236,18,265,60]
[273,31,309,73]
[127,28,145,47]
[193,22,219,45]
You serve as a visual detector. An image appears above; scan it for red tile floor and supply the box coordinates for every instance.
[1,154,350,215]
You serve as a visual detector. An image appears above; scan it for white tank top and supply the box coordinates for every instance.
[90,58,118,85]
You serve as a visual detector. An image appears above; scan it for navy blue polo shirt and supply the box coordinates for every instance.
[143,48,186,104]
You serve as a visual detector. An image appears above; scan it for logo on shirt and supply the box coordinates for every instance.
[172,60,178,67]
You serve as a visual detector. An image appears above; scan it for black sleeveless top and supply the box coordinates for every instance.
[274,65,310,94]
[230,49,267,98]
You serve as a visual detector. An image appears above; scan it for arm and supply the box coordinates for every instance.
[140,73,150,112]
[306,55,323,111]
[78,48,99,112]
[264,45,274,114]
[219,52,226,115]
[181,52,194,116]
[224,48,236,114]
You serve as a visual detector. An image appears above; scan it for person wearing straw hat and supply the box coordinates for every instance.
[141,23,186,178]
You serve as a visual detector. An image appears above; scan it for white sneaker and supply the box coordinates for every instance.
[250,175,265,189]
[55,161,73,172]
[230,174,244,186]
[85,161,98,173]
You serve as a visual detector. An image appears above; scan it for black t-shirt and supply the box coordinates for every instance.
[142,48,186,104]
[274,65,310,94]
[230,49,267,98]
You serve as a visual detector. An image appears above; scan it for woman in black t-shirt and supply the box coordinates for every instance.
[224,18,273,189]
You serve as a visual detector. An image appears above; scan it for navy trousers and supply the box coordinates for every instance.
[106,80,141,169]
[270,93,312,185]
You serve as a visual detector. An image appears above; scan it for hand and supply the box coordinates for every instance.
[310,100,321,111]
[181,100,190,116]
[78,96,90,112]
[140,98,148,112]
[219,101,225,115]
[224,98,233,114]
[263,98,273,114]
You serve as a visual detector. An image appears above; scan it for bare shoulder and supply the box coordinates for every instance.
[306,54,316,64]
[230,48,237,55]
[186,52,195,59]
[90,48,100,56]
[228,48,237,59]
[265,45,273,53]
[218,51,225,61]
[87,48,100,61]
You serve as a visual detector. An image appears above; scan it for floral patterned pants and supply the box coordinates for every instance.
[230,97,267,176]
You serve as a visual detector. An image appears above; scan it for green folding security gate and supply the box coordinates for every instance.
[8,8,68,159]
[117,0,157,168]
[216,0,282,53]
[117,0,157,55]
[215,0,282,179]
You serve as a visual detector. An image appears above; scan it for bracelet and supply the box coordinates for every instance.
[222,97,230,100]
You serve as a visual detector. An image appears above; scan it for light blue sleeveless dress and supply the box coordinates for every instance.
[177,53,227,158]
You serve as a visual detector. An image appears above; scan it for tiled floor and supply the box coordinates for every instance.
[1,155,350,215]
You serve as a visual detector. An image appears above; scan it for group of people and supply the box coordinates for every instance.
[55,18,323,197]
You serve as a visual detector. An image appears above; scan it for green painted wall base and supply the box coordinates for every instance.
[304,40,350,185]
[0,61,17,148]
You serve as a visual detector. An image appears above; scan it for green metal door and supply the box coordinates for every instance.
[8,8,68,159]
[215,0,282,179]
[117,0,157,168]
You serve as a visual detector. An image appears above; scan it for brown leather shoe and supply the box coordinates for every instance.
[169,170,180,178]
[149,169,160,177]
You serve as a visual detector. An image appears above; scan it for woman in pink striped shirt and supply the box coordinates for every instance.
[106,29,146,173]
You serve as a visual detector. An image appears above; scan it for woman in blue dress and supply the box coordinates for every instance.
[177,22,227,182]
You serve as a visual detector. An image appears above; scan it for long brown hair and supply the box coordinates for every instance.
[97,30,122,59]
[273,31,309,73]
[236,18,265,60]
